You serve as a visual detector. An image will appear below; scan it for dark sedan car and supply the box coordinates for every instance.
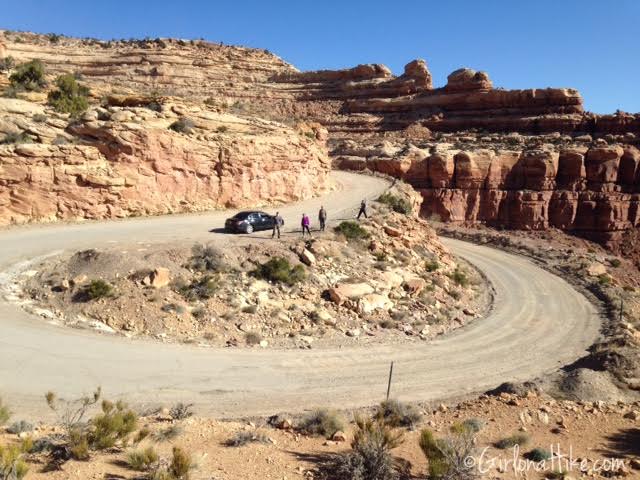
[224,211,279,234]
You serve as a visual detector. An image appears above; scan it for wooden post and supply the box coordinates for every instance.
[386,361,394,401]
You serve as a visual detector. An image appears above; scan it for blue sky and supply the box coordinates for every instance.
[2,0,638,113]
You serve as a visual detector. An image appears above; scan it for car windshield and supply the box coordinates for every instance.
[232,212,252,220]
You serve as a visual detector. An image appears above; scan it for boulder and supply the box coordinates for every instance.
[358,293,393,314]
[149,267,171,288]
[384,225,402,237]
[299,249,316,266]
[404,277,426,296]
[328,283,374,305]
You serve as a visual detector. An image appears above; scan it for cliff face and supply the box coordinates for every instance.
[0,98,331,225]
[1,30,639,244]
[332,134,640,246]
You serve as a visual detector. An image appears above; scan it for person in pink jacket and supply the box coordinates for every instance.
[301,213,311,237]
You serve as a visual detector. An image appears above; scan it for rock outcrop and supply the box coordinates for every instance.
[333,134,640,246]
[0,98,331,225]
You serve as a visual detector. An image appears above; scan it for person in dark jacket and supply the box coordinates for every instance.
[357,199,368,219]
[318,206,327,231]
[272,212,284,239]
[301,213,311,237]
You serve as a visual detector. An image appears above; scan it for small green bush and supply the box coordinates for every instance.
[188,244,226,272]
[0,132,35,145]
[169,446,193,479]
[251,257,305,286]
[377,193,412,215]
[0,442,29,479]
[525,447,552,462]
[88,400,138,450]
[462,418,485,433]
[32,113,48,123]
[47,74,90,116]
[46,33,62,44]
[419,422,478,480]
[225,430,269,447]
[610,258,621,268]
[494,432,530,450]
[334,221,370,241]
[328,416,403,480]
[374,399,421,428]
[127,446,158,471]
[153,425,183,442]
[449,268,469,287]
[244,332,262,346]
[0,398,10,425]
[85,279,113,300]
[0,56,15,72]
[169,403,193,420]
[425,260,439,272]
[299,409,345,439]
[597,274,611,286]
[9,59,46,92]
[169,117,195,134]
[177,275,219,301]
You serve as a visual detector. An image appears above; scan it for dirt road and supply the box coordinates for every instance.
[0,172,601,418]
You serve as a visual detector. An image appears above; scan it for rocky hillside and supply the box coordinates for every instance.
[1,29,639,246]
[0,97,330,224]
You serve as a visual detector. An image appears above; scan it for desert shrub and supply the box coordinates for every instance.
[0,56,15,72]
[169,117,195,134]
[327,417,404,480]
[46,33,62,44]
[525,447,552,462]
[84,279,114,300]
[32,113,47,123]
[448,269,469,288]
[425,260,439,272]
[299,409,345,439]
[150,447,193,480]
[244,332,262,346]
[162,303,187,314]
[69,428,89,460]
[461,418,484,433]
[127,446,158,471]
[0,442,29,480]
[188,244,226,272]
[7,421,33,435]
[334,221,370,241]
[377,193,412,215]
[133,426,151,444]
[47,74,90,116]
[153,425,183,442]
[242,305,258,314]
[0,132,35,145]
[9,59,46,92]
[0,398,9,426]
[374,399,421,429]
[216,125,229,133]
[169,403,193,420]
[191,306,207,319]
[88,400,138,450]
[419,422,478,480]
[177,275,219,301]
[610,258,621,268]
[379,319,396,329]
[251,257,305,286]
[494,432,530,450]
[225,430,269,447]
[597,274,611,286]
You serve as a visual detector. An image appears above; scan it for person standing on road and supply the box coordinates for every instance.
[318,206,327,231]
[357,199,368,220]
[272,212,284,239]
[301,213,311,237]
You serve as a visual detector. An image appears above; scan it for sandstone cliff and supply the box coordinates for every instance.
[332,133,640,246]
[0,98,331,225]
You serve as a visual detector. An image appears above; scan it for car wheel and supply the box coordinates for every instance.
[245,224,254,234]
